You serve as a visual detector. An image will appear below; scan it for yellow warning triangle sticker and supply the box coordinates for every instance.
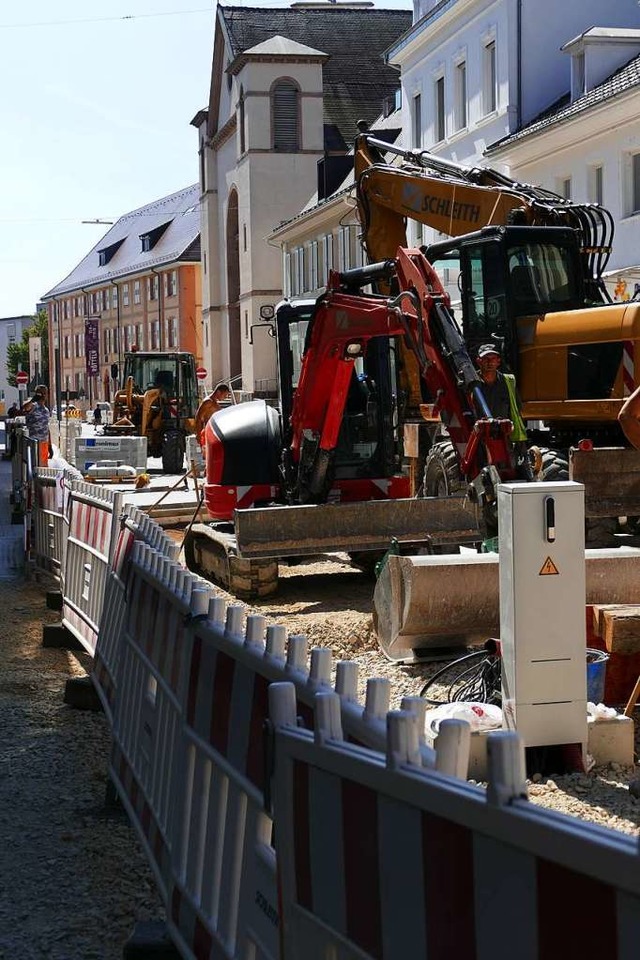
[539,557,560,576]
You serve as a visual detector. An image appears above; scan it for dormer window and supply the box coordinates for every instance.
[574,52,586,99]
[97,238,124,266]
[139,220,171,253]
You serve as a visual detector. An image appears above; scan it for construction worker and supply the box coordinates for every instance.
[475,344,528,459]
[22,385,53,466]
[194,383,231,447]
[476,344,530,482]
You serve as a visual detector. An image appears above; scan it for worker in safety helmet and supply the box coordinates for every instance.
[194,383,231,447]
[475,344,527,449]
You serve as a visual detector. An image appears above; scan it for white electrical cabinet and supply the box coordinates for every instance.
[499,481,587,750]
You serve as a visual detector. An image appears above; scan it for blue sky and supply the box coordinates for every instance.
[0,0,411,318]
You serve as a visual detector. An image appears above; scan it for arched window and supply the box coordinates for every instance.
[272,79,300,152]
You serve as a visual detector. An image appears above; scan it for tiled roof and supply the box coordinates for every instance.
[486,53,640,155]
[42,184,201,299]
[221,5,412,151]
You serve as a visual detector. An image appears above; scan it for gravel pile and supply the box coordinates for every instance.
[238,553,640,837]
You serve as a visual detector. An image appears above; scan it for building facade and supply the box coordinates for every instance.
[192,1,412,395]
[269,110,403,301]
[485,28,640,299]
[42,184,202,406]
[389,0,639,247]
[0,315,33,407]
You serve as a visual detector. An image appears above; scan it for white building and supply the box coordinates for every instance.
[192,1,411,395]
[0,315,33,407]
[388,0,640,246]
[486,28,640,299]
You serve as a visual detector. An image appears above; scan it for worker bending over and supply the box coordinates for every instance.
[194,383,231,447]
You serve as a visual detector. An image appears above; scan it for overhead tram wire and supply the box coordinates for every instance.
[0,9,212,29]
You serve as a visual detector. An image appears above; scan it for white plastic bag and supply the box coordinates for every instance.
[587,702,617,720]
[426,701,502,734]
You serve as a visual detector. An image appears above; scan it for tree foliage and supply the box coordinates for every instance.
[7,311,49,389]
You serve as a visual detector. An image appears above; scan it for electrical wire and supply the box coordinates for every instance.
[420,642,502,706]
[0,9,212,29]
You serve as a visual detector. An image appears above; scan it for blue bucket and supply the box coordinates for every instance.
[586,648,609,704]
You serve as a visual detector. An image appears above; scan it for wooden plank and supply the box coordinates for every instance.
[570,447,640,480]
[602,606,640,654]
[592,604,620,639]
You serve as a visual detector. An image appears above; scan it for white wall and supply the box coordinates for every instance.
[520,0,640,124]
[500,106,640,281]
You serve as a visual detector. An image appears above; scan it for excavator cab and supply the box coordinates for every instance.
[426,225,594,374]
[273,296,403,495]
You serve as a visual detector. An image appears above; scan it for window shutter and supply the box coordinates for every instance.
[273,82,299,152]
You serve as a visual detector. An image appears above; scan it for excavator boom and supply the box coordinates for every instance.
[355,129,614,297]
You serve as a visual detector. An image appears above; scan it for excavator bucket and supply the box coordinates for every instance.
[234,496,481,559]
[373,547,640,663]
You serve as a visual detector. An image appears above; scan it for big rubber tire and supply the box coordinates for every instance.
[537,446,569,483]
[421,439,465,553]
[423,440,465,497]
[162,430,185,474]
[537,447,618,548]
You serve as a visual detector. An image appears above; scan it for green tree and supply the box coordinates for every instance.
[7,310,49,389]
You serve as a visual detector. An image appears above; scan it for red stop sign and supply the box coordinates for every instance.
[195,367,207,381]
[16,371,28,386]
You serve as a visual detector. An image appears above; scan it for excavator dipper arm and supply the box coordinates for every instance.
[289,249,517,504]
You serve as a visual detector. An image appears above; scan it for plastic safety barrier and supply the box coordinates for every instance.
[31,466,75,581]
[270,686,640,960]
[9,425,38,519]
[61,481,123,655]
[109,547,468,960]
[91,504,180,722]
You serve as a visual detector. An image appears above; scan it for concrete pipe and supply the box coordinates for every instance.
[373,547,640,662]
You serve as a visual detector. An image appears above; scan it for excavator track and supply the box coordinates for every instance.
[183,522,279,599]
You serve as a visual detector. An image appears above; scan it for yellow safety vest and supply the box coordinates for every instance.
[503,374,527,441]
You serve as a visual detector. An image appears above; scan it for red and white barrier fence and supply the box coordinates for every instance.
[61,481,123,655]
[108,547,469,960]
[91,503,180,721]
[270,684,640,960]
[31,466,75,581]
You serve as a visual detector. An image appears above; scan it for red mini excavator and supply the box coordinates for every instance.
[184,248,523,597]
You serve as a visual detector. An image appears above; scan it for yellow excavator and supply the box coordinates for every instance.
[354,125,640,543]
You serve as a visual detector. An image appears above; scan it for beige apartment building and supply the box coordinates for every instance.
[42,184,202,405]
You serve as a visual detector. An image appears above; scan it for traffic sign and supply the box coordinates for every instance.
[195,367,207,381]
[16,371,28,386]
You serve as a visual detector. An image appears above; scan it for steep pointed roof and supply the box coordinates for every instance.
[242,35,327,57]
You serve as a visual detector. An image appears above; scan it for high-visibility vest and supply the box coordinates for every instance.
[503,373,527,441]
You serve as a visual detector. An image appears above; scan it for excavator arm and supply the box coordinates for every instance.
[354,128,614,297]
[288,249,517,510]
